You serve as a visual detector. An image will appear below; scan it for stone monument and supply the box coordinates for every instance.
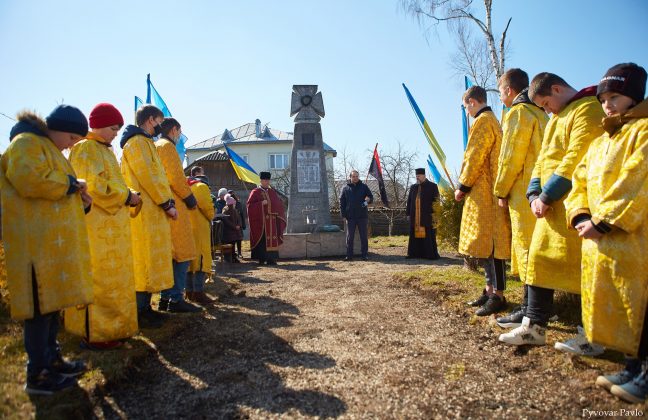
[286,85,331,233]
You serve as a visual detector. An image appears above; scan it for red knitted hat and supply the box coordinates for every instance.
[89,103,124,129]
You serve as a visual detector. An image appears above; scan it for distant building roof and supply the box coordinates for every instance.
[190,150,229,163]
[187,119,336,154]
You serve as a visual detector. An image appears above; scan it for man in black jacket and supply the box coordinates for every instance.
[339,170,374,261]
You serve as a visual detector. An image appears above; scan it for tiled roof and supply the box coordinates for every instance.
[188,121,336,153]
[191,150,229,162]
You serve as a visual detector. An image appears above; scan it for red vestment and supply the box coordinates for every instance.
[247,186,286,252]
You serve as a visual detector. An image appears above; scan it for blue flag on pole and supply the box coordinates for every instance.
[145,74,187,162]
[461,105,469,150]
[462,76,474,151]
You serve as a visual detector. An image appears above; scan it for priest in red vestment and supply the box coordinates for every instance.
[246,172,286,265]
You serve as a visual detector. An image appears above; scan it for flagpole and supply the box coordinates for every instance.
[146,73,151,104]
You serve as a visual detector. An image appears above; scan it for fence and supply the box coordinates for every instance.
[329,208,409,236]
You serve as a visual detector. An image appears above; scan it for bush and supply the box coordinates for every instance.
[436,186,463,251]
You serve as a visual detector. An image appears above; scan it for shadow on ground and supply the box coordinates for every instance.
[93,288,346,419]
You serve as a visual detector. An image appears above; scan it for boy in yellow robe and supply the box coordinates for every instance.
[186,166,216,304]
[1,105,92,394]
[499,73,605,350]
[65,103,140,350]
[566,63,648,403]
[455,86,511,317]
[155,118,201,313]
[120,105,176,328]
[493,69,548,328]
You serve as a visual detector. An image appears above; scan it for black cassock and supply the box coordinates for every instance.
[406,179,440,259]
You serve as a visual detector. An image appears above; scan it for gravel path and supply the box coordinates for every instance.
[95,247,639,419]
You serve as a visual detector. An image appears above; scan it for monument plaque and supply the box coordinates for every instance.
[297,150,321,193]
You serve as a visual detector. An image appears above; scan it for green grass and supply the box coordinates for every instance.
[369,234,455,254]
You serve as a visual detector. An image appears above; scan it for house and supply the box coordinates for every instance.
[186,119,337,199]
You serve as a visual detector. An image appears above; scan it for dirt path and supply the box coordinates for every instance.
[94,247,635,419]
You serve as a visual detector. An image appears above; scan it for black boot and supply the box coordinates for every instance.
[476,294,507,316]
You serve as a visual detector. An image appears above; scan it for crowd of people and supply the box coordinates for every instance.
[0,103,286,395]
[452,63,648,404]
[1,61,646,405]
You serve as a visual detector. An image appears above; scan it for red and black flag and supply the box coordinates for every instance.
[368,144,389,207]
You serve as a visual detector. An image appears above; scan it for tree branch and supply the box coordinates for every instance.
[499,17,512,73]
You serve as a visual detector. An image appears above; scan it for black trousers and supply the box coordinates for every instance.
[525,285,554,326]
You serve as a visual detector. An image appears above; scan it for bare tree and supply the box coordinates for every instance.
[372,141,418,236]
[330,146,359,209]
[380,141,417,207]
[400,0,511,92]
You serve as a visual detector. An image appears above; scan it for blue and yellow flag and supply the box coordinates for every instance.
[402,83,446,165]
[224,145,260,185]
[402,83,454,189]
[427,155,451,191]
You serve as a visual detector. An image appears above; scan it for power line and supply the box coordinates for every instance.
[0,112,16,122]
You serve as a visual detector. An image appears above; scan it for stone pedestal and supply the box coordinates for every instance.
[279,231,361,259]
[286,85,331,234]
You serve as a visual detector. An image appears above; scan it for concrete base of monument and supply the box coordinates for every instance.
[278,231,361,259]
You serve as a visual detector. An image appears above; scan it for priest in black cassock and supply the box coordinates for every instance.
[406,168,441,259]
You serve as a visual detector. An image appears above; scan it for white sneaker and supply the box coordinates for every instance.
[498,317,546,346]
[554,326,604,356]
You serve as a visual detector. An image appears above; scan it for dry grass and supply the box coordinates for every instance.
[0,245,240,419]
[393,263,625,373]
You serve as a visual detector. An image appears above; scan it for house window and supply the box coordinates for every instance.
[269,153,289,169]
[240,154,249,163]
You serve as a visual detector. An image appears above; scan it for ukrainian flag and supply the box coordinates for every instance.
[224,145,260,185]
[427,155,451,191]
[402,83,446,166]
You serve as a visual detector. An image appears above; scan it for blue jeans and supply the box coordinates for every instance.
[24,311,60,377]
[186,271,206,292]
[346,218,368,258]
[161,260,190,302]
[136,291,152,312]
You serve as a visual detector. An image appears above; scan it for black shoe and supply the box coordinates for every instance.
[343,257,353,262]
[266,260,277,266]
[258,260,266,265]
[168,300,203,313]
[496,307,527,328]
[25,369,77,396]
[138,307,164,329]
[476,295,507,316]
[362,256,368,261]
[158,298,169,312]
[467,290,488,307]
[50,356,87,378]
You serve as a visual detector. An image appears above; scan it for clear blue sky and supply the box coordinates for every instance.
[1,0,647,175]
